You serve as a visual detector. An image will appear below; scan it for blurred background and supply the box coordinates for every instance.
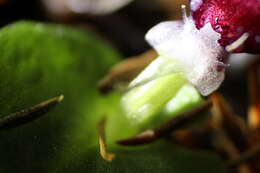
[0,0,188,56]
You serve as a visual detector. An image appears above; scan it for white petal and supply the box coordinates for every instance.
[145,18,227,96]
[145,21,183,53]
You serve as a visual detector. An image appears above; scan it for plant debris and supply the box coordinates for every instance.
[0,95,64,130]
[98,49,157,94]
[97,117,116,162]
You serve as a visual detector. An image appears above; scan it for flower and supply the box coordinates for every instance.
[191,0,260,54]
[144,0,260,95]
[120,5,220,124]
[145,5,228,96]
[120,1,260,124]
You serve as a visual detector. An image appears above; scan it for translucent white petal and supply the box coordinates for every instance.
[145,18,227,96]
[145,21,183,51]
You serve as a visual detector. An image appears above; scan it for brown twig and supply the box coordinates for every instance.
[117,100,212,146]
[170,125,214,150]
[0,95,64,130]
[98,49,157,94]
[211,93,253,173]
[212,129,253,173]
[227,143,260,168]
[210,93,249,152]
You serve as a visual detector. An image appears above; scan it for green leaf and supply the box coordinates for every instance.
[0,21,226,173]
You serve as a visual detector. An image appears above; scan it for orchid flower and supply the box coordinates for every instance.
[121,0,260,124]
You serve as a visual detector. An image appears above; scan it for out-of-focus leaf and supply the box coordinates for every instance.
[0,21,226,173]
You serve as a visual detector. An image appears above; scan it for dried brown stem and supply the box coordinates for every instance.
[98,49,157,94]
[211,93,253,173]
[210,93,249,152]
[170,125,213,150]
[97,117,115,162]
[117,100,212,146]
[0,95,64,130]
[227,143,260,168]
[212,129,253,173]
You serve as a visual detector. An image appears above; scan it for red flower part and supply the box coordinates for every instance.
[191,0,260,54]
